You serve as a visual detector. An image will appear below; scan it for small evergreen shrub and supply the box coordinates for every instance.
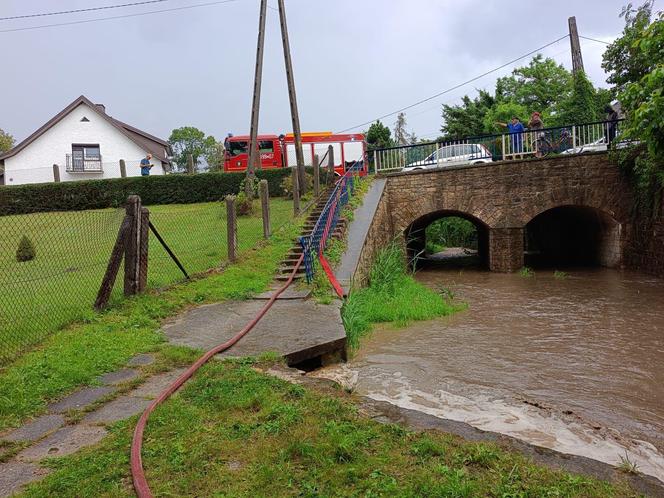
[16,235,36,262]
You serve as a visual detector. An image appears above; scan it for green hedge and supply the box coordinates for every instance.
[0,169,293,215]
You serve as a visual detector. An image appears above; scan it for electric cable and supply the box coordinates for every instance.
[0,0,169,21]
[336,35,570,133]
[0,0,239,33]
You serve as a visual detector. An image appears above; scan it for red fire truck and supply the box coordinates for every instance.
[223,132,367,176]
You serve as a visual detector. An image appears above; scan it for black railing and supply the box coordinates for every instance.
[372,119,626,173]
[65,154,103,173]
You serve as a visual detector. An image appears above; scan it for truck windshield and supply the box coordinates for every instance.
[228,141,248,157]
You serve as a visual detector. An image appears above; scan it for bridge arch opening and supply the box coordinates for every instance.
[524,205,622,268]
[405,211,490,269]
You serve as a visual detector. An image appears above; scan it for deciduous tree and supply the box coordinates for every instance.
[168,126,217,171]
[0,129,14,153]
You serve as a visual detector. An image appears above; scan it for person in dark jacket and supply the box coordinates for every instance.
[605,105,619,146]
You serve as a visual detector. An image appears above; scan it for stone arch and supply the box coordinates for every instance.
[404,210,491,268]
[524,204,623,267]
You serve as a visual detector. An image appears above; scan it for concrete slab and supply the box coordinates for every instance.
[127,353,156,367]
[128,368,188,398]
[17,425,107,461]
[162,299,346,366]
[83,396,152,425]
[98,368,140,386]
[336,179,387,293]
[1,415,65,443]
[0,461,50,498]
[47,386,114,414]
[253,287,312,300]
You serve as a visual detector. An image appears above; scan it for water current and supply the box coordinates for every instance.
[317,266,664,481]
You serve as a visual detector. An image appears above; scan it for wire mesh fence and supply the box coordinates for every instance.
[0,196,295,366]
[0,207,126,364]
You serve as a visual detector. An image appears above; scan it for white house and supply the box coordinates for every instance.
[0,95,172,186]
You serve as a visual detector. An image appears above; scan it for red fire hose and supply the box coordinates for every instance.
[130,254,304,498]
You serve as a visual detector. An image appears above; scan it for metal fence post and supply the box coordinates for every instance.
[313,153,320,197]
[572,125,577,152]
[138,207,149,292]
[226,195,238,262]
[52,164,60,183]
[119,159,127,178]
[501,134,506,161]
[259,179,270,238]
[124,195,141,296]
[292,167,300,216]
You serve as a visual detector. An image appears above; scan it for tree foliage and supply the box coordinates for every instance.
[393,112,415,146]
[441,54,610,136]
[0,129,14,153]
[168,126,217,171]
[441,90,495,138]
[555,70,602,125]
[614,7,664,210]
[366,120,393,149]
[602,1,656,95]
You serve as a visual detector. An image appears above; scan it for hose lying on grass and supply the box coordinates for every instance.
[130,254,304,498]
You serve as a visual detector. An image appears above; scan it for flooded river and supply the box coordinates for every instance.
[320,266,664,481]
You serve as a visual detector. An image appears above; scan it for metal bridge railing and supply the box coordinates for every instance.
[299,162,362,282]
[372,119,626,174]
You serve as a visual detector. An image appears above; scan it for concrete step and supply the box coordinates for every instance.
[275,273,305,282]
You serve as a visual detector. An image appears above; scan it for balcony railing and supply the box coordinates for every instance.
[65,154,103,173]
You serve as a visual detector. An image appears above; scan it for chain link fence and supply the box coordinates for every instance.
[0,196,294,366]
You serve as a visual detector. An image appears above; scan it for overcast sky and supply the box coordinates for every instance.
[1,0,658,144]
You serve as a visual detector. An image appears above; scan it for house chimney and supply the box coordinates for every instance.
[95,104,106,113]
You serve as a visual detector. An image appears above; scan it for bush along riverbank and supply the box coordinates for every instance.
[342,243,465,349]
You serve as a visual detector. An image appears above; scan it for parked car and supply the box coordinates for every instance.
[561,137,640,155]
[402,143,493,172]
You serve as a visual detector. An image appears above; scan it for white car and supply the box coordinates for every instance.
[402,143,493,172]
[561,137,639,155]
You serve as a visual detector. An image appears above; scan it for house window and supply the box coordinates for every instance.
[67,144,102,172]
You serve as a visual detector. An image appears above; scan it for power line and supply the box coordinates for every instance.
[0,0,239,33]
[0,0,169,22]
[336,34,569,133]
[579,35,612,45]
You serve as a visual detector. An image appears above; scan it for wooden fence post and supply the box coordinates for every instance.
[124,195,141,296]
[259,179,270,238]
[119,159,127,178]
[226,195,238,262]
[95,216,131,310]
[291,167,300,216]
[313,153,320,197]
[138,207,149,292]
[298,163,306,197]
[52,164,60,183]
[187,154,195,174]
[327,144,335,176]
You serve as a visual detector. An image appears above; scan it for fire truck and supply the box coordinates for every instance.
[223,132,367,176]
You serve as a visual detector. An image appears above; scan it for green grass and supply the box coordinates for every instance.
[554,270,569,279]
[18,358,638,497]
[0,199,292,365]
[519,266,535,278]
[342,243,464,349]
[0,221,301,432]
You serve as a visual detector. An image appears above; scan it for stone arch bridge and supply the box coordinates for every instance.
[355,153,635,277]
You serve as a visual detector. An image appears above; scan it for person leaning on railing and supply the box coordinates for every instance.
[527,112,544,157]
[495,117,525,155]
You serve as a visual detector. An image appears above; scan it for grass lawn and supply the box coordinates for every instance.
[18,358,639,497]
[0,219,301,432]
[0,199,292,365]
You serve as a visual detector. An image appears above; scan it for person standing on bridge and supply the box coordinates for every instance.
[496,117,525,155]
[528,112,544,157]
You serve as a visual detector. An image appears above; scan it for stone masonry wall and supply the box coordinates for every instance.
[624,197,664,277]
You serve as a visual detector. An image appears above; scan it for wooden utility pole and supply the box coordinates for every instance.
[568,16,584,74]
[247,0,268,194]
[277,0,306,196]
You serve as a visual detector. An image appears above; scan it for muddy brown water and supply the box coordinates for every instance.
[322,266,664,481]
